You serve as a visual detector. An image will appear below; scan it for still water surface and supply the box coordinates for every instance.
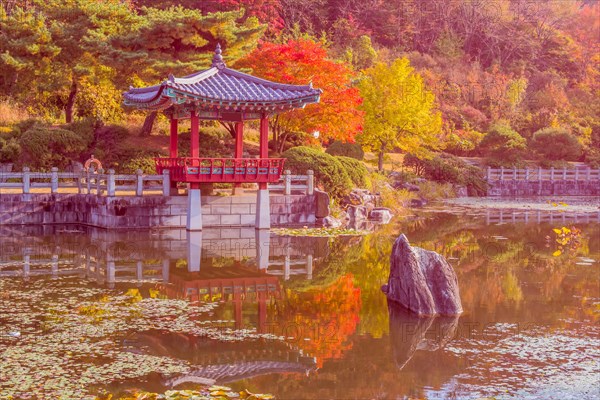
[0,208,598,399]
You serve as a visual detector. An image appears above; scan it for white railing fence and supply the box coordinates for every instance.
[0,167,316,196]
[0,167,171,196]
[269,170,314,195]
[486,166,600,181]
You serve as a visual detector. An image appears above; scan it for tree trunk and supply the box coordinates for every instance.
[219,121,236,139]
[65,80,78,123]
[378,150,384,172]
[278,131,289,154]
[140,111,157,137]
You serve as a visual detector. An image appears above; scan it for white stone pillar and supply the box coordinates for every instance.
[51,254,59,279]
[107,260,115,289]
[255,188,270,229]
[255,228,270,270]
[162,259,170,283]
[136,260,143,281]
[23,254,30,279]
[187,231,202,272]
[186,188,203,231]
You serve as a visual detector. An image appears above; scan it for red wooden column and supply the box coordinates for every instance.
[190,110,200,190]
[259,115,269,190]
[234,292,243,330]
[233,121,244,194]
[234,121,243,158]
[257,290,267,333]
[169,117,178,158]
[190,110,199,159]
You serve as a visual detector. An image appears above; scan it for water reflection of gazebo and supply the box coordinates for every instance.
[123,45,321,231]
[163,266,281,332]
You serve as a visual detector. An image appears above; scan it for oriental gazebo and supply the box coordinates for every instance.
[123,45,321,231]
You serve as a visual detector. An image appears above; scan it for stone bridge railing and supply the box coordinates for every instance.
[0,167,171,196]
[485,166,600,197]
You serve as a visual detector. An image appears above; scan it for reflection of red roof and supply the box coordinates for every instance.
[123,44,321,115]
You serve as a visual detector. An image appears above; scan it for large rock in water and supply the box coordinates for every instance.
[382,234,463,316]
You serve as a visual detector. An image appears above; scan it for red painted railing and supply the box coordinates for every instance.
[154,157,285,183]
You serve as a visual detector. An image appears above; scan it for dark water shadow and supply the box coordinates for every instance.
[388,301,459,370]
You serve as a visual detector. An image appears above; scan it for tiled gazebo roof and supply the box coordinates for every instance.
[123,44,322,118]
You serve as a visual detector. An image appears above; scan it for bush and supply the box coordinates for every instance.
[530,127,583,161]
[14,118,39,134]
[335,156,370,188]
[121,154,158,174]
[282,146,353,198]
[404,153,488,196]
[0,137,21,163]
[325,140,364,160]
[478,123,526,165]
[177,128,231,158]
[63,118,97,147]
[19,126,87,170]
[90,124,130,164]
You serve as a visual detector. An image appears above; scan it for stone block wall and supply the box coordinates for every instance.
[0,193,316,229]
[487,180,600,197]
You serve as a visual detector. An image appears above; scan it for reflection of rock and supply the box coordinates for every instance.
[322,215,342,228]
[410,198,427,207]
[369,207,392,223]
[383,234,462,316]
[388,301,459,370]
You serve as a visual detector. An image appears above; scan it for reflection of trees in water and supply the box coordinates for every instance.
[272,274,361,368]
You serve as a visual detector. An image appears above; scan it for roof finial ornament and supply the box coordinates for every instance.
[212,43,226,69]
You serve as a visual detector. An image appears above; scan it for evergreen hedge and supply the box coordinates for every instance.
[282,146,353,198]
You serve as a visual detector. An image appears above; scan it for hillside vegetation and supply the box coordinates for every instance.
[0,0,598,176]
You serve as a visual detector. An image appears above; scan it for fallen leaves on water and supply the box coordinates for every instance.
[113,388,274,400]
[0,278,284,399]
[271,227,367,237]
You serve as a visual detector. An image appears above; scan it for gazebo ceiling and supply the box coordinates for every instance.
[123,44,322,120]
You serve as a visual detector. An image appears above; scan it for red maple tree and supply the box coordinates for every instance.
[236,39,363,152]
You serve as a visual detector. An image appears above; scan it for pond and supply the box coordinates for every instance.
[0,207,598,399]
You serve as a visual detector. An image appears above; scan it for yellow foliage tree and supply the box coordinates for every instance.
[357,58,442,171]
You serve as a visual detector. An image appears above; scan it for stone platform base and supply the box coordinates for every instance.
[0,193,316,229]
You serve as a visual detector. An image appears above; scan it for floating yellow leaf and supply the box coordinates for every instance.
[209,386,232,392]
[552,250,562,257]
[552,228,562,234]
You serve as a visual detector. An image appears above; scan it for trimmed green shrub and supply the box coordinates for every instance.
[336,156,370,188]
[0,137,21,163]
[404,153,488,196]
[479,123,526,165]
[325,140,365,160]
[63,118,97,147]
[530,127,583,161]
[90,124,130,164]
[121,154,158,174]
[282,146,353,198]
[19,127,87,170]
[15,119,39,134]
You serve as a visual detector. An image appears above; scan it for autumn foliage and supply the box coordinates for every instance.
[236,39,363,151]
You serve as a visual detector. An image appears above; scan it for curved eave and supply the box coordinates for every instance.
[123,66,323,112]
[168,86,321,107]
